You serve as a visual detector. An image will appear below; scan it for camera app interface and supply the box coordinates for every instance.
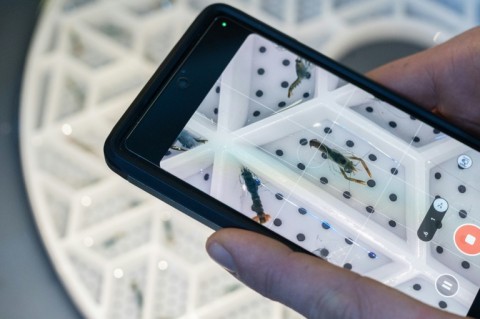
[160,33,480,315]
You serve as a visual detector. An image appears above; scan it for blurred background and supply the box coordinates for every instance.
[1,0,478,318]
[0,1,82,318]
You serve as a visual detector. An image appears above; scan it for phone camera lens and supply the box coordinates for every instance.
[177,77,190,89]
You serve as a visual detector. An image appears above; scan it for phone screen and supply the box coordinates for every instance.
[130,27,480,315]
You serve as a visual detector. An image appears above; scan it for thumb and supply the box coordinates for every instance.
[206,228,459,319]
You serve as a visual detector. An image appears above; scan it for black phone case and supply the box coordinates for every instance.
[104,1,480,244]
[104,6,480,316]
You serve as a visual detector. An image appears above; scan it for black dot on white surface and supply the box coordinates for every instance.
[297,233,305,241]
[259,46,266,53]
[203,173,210,181]
[462,261,470,269]
[346,140,354,147]
[298,207,307,215]
[366,206,374,214]
[458,185,466,193]
[275,193,284,200]
[320,248,329,257]
[343,263,352,270]
[410,115,416,120]
[303,92,310,98]
[389,220,396,227]
[434,172,441,180]
[275,149,284,156]
[345,238,353,245]
[273,218,282,226]
[343,191,351,199]
[213,107,218,115]
[413,136,421,143]
[389,193,398,202]
[433,128,441,134]
[459,209,467,218]
[322,221,331,230]
[253,110,261,117]
[320,177,328,184]
[439,301,447,309]
[366,106,373,113]
[367,179,376,188]
[278,101,286,107]
[282,59,290,66]
[436,245,444,254]
[368,154,377,161]
[299,138,308,146]
[321,152,328,159]
[390,168,398,175]
[324,127,332,134]
[306,72,311,79]
[368,252,377,259]
[215,86,220,93]
[413,284,421,291]
[389,121,397,128]
[297,163,306,170]
[281,81,289,88]
[257,68,265,75]
[255,90,263,97]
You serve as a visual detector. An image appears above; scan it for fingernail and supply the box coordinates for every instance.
[207,242,237,275]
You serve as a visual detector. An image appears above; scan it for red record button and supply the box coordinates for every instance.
[454,224,480,256]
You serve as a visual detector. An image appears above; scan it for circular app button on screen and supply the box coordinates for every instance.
[454,224,480,256]
[436,274,459,298]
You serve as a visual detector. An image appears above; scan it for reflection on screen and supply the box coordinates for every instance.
[160,33,480,315]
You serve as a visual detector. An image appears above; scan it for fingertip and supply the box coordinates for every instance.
[206,229,269,275]
[206,229,291,281]
[206,228,250,252]
[206,228,292,261]
[206,239,237,275]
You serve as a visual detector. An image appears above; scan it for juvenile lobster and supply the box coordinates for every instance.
[241,167,271,224]
[309,139,372,185]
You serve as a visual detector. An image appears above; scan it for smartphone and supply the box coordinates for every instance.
[105,4,480,317]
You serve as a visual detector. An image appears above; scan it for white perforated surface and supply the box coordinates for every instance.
[21,0,479,318]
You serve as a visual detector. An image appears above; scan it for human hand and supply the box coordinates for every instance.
[206,229,462,319]
[368,27,480,138]
[206,28,480,319]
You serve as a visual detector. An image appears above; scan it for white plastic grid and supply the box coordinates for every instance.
[196,266,243,307]
[21,0,480,318]
[107,262,148,319]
